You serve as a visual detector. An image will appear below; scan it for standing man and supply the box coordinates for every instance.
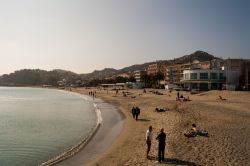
[146,126,153,159]
[135,106,140,121]
[131,106,136,119]
[156,128,166,163]
[115,89,118,96]
[177,91,180,100]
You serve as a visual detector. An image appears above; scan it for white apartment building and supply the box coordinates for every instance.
[181,69,226,90]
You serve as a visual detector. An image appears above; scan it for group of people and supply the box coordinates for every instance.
[89,91,96,100]
[145,124,207,163]
[176,91,190,101]
[146,126,166,163]
[131,106,140,120]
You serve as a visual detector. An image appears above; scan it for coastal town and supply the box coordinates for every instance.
[137,57,250,91]
[105,56,250,91]
[0,0,249,165]
[44,51,247,94]
[1,51,249,93]
[57,51,248,94]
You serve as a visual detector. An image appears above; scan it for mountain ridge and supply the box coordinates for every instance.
[0,51,219,85]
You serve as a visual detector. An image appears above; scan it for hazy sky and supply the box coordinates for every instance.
[0,0,249,74]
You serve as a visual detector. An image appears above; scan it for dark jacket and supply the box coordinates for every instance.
[156,132,166,146]
[132,107,136,114]
[135,107,140,115]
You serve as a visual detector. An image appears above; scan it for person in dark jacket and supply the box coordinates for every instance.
[156,128,166,163]
[135,106,140,120]
[131,106,136,119]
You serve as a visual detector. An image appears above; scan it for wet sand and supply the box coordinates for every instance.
[61,88,250,166]
[56,97,124,166]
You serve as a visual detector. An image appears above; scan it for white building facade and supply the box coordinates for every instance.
[181,69,226,91]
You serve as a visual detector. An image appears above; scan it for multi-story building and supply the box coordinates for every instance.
[117,73,130,78]
[245,60,250,90]
[165,60,215,87]
[164,59,225,90]
[165,64,182,85]
[223,59,246,90]
[145,58,249,91]
[134,70,146,82]
[147,63,166,75]
[181,69,226,90]
[210,59,224,70]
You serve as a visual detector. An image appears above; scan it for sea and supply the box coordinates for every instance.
[0,87,96,166]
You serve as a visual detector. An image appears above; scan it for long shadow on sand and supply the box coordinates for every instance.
[164,158,200,166]
[137,118,151,122]
[147,156,200,166]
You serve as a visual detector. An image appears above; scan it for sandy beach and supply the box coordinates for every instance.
[69,88,250,166]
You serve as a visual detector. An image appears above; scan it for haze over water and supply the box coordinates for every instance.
[0,87,96,166]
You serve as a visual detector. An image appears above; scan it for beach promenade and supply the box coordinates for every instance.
[71,88,250,166]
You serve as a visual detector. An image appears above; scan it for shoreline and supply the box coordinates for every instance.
[39,91,103,166]
[55,91,125,166]
[40,124,101,166]
[0,86,122,166]
[0,86,125,166]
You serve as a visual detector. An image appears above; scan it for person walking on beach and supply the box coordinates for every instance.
[131,106,136,119]
[156,128,166,163]
[146,125,153,159]
[135,106,140,121]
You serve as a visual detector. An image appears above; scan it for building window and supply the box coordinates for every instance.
[210,73,218,80]
[200,73,208,80]
[185,73,189,80]
[219,73,225,80]
[200,83,209,90]
[190,73,197,80]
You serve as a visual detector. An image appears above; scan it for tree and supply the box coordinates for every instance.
[141,72,164,88]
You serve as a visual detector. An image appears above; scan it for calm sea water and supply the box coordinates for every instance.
[0,87,96,166]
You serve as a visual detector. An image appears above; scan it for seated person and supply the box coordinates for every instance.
[184,124,209,137]
[191,124,199,132]
[218,95,227,100]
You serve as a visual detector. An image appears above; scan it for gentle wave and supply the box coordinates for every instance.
[0,97,32,101]
[93,103,103,125]
[39,92,102,166]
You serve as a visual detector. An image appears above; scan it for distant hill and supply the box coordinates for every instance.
[169,50,218,64]
[116,50,217,73]
[0,69,80,86]
[0,51,219,85]
[79,68,118,81]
